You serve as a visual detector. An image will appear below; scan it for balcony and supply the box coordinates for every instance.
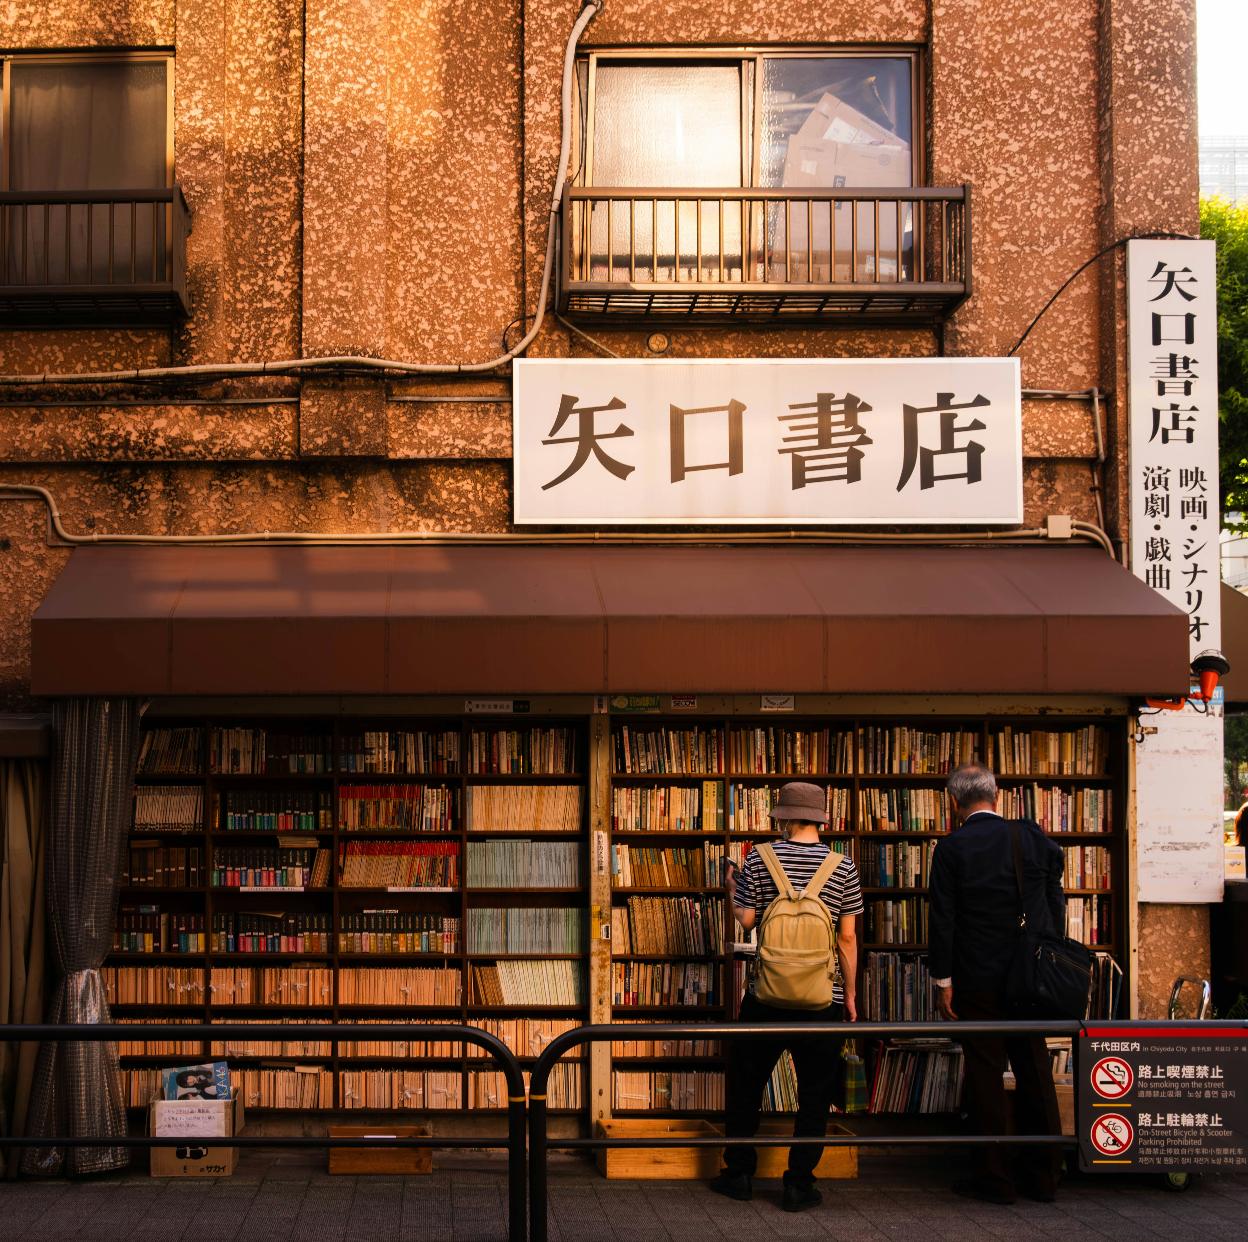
[559,185,971,326]
[0,187,191,327]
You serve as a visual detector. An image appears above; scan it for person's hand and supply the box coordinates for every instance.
[937,985,957,1021]
[843,993,858,1022]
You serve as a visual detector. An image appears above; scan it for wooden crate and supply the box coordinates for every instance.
[327,1124,433,1175]
[595,1118,721,1180]
[718,1120,858,1180]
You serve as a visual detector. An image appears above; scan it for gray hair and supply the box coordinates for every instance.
[946,762,997,808]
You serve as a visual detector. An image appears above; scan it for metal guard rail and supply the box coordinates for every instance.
[525,1018,1233,1242]
[0,1022,527,1242]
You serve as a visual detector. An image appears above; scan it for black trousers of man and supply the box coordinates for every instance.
[723,993,845,1188]
[955,989,1062,1196]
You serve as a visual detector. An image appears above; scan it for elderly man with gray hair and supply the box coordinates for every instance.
[928,761,1064,1206]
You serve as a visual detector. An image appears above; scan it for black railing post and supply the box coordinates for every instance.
[529,1090,550,1242]
[508,1090,528,1242]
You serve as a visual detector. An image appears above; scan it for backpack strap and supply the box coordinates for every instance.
[801,848,844,903]
[756,842,797,901]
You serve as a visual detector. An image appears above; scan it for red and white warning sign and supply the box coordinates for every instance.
[1090,1057,1134,1100]
[1090,1113,1135,1157]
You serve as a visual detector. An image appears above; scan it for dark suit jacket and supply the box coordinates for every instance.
[928,811,1064,992]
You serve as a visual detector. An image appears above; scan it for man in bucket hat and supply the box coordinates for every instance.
[710,781,863,1212]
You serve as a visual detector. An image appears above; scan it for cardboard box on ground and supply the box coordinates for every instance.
[779,93,912,281]
[148,1090,244,1177]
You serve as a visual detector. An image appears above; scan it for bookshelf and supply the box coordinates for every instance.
[605,715,1126,1119]
[112,718,589,1118]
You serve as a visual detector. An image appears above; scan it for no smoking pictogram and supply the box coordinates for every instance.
[1090,1113,1134,1157]
[1091,1056,1134,1100]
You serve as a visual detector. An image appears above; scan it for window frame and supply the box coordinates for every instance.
[0,49,175,191]
[575,45,925,190]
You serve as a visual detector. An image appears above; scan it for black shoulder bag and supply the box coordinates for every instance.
[1004,820,1094,1020]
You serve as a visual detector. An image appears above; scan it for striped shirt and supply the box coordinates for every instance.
[733,840,864,1003]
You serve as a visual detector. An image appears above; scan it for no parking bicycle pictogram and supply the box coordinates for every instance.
[1090,1113,1135,1159]
[1090,1056,1134,1100]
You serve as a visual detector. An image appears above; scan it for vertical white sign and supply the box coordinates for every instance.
[1127,239,1220,656]
[1128,239,1224,904]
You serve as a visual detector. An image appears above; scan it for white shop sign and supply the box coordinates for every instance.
[512,358,1022,525]
[1126,239,1224,905]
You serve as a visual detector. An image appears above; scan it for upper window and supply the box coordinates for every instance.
[575,49,918,190]
[1,53,172,191]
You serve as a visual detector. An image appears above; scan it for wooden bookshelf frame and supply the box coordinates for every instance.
[114,715,592,1117]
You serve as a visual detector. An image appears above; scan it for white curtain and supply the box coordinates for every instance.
[5,60,167,285]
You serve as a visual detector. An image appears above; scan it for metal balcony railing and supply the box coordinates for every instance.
[559,185,971,325]
[0,186,191,326]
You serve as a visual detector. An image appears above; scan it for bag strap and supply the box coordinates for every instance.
[1009,819,1028,929]
[801,848,843,903]
[757,842,797,901]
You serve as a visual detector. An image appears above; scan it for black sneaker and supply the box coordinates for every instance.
[781,1183,822,1213]
[709,1171,753,1201]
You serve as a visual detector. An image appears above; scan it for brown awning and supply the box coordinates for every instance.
[1221,582,1248,708]
[30,544,1189,697]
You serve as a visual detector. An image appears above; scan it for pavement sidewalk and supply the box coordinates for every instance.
[0,1150,1244,1241]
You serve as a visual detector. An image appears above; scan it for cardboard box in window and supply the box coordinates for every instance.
[781,92,911,190]
[148,1089,244,1177]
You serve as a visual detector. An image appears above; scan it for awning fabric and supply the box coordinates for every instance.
[30,544,1189,698]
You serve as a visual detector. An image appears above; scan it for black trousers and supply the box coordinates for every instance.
[955,989,1062,1194]
[723,992,844,1186]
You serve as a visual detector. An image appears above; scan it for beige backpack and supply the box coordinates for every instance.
[751,843,843,1010]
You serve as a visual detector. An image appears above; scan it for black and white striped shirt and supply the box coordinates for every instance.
[733,840,864,1003]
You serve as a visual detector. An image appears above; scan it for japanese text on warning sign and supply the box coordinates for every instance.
[1078,1028,1248,1171]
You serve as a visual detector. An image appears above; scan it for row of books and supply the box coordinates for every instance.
[117,1017,199,1056]
[209,965,334,1006]
[103,966,204,1005]
[609,844,724,889]
[339,966,462,1006]
[859,787,954,833]
[218,790,332,833]
[338,841,459,888]
[861,952,937,1022]
[989,725,1109,776]
[212,913,332,954]
[211,729,331,775]
[469,960,583,1007]
[727,784,851,834]
[857,840,937,889]
[856,727,980,776]
[340,730,460,774]
[611,896,725,956]
[467,727,577,775]
[610,783,722,833]
[1067,896,1113,945]
[125,843,203,888]
[341,912,461,954]
[466,907,583,954]
[338,785,456,833]
[611,961,720,1007]
[343,1070,463,1109]
[611,1025,721,1057]
[472,1064,583,1108]
[1063,845,1112,889]
[865,898,930,945]
[998,784,1111,833]
[728,728,854,776]
[465,840,582,888]
[134,786,203,833]
[209,1019,332,1058]
[114,908,206,954]
[612,1070,724,1111]
[212,846,331,889]
[138,728,202,776]
[868,1040,964,1114]
[237,1066,333,1108]
[613,726,725,775]
[465,785,581,832]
